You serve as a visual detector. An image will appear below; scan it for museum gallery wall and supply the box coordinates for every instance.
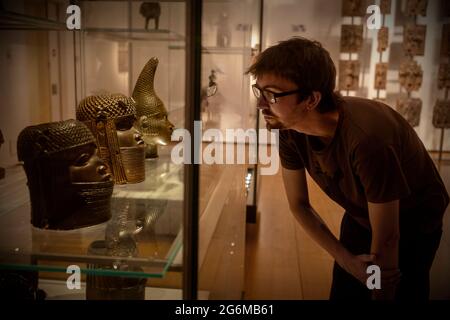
[261,0,450,152]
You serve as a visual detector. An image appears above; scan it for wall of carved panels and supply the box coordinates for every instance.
[261,0,450,152]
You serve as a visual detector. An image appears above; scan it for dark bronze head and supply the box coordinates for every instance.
[17,119,114,230]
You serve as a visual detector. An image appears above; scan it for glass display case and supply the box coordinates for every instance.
[0,0,189,300]
[197,0,260,299]
[0,0,260,300]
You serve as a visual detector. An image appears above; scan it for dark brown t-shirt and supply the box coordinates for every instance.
[279,97,449,233]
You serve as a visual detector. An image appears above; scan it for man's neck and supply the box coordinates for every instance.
[291,109,340,140]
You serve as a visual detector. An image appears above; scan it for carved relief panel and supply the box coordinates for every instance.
[341,25,364,53]
[339,60,360,91]
[399,59,423,92]
[374,63,388,90]
[403,25,426,56]
[396,98,422,127]
[433,100,450,129]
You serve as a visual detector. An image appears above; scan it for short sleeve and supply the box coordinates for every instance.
[278,130,305,170]
[354,143,410,203]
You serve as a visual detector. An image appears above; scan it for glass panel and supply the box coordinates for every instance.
[197,0,261,299]
[0,0,187,299]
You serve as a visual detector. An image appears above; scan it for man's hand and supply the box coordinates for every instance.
[337,252,375,284]
[372,268,402,300]
[337,253,401,297]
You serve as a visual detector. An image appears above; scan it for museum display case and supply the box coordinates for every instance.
[0,0,262,300]
[0,0,188,300]
[197,1,259,300]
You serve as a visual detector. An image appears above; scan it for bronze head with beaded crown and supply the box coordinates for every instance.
[77,93,145,184]
[17,119,114,230]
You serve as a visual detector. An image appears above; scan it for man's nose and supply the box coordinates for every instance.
[256,97,269,110]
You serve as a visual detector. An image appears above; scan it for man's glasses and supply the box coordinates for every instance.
[252,84,303,104]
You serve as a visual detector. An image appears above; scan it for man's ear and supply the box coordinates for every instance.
[306,92,322,111]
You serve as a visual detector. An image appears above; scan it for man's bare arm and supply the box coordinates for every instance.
[282,167,344,258]
[282,167,373,283]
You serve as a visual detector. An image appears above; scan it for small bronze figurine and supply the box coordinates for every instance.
[341,25,363,53]
[132,57,174,159]
[396,97,422,127]
[77,94,146,184]
[140,2,161,30]
[399,59,423,92]
[17,120,114,230]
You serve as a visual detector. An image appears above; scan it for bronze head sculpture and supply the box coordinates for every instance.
[77,94,146,184]
[132,57,174,158]
[17,119,114,230]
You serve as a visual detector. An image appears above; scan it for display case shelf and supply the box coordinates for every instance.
[202,46,252,55]
[0,153,183,279]
[84,29,185,42]
[0,9,65,30]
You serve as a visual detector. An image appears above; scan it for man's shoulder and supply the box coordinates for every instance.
[340,96,408,150]
[341,96,392,116]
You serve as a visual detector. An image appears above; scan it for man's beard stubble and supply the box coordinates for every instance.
[262,109,286,130]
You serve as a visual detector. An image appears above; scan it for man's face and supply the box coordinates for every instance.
[255,73,307,130]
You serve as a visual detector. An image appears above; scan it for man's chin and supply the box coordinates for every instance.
[265,120,286,131]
